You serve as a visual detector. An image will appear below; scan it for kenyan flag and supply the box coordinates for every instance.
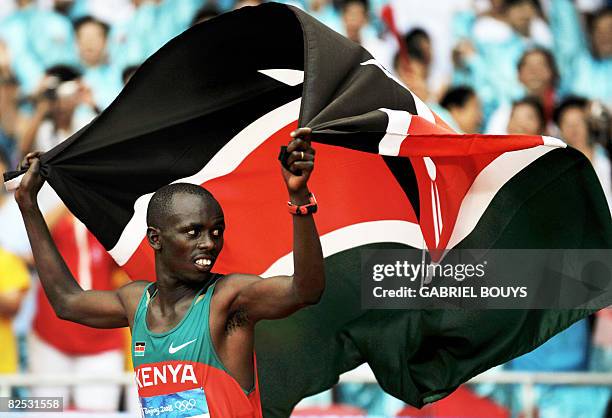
[4,4,611,417]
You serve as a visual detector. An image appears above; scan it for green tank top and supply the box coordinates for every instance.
[131,278,262,418]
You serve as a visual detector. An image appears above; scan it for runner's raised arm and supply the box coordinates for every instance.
[14,152,144,329]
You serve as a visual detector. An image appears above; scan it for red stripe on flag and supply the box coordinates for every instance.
[398,133,547,157]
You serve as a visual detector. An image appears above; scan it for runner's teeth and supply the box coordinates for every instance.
[195,259,211,266]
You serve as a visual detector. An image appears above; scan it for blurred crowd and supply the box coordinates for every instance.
[0,0,611,416]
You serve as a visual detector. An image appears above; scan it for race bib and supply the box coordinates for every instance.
[140,387,209,418]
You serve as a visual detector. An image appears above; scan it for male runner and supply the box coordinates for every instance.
[14,127,324,417]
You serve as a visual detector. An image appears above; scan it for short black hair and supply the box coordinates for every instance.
[440,86,476,110]
[74,15,110,37]
[405,28,430,62]
[45,64,81,82]
[512,96,546,131]
[502,0,536,10]
[392,27,432,69]
[340,0,369,12]
[588,6,612,33]
[553,96,588,126]
[517,47,560,87]
[587,7,612,58]
[146,183,219,228]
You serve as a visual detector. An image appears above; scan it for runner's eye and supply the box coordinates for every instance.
[187,229,197,237]
[212,229,221,237]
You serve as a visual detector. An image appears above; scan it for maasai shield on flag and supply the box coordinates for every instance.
[4,4,611,417]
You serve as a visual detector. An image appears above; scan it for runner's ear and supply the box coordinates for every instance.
[147,227,161,250]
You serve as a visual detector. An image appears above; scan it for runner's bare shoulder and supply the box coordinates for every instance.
[118,280,152,316]
[211,273,261,308]
[214,273,260,296]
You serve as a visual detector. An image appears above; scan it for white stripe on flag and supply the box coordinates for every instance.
[431,183,439,247]
[435,183,443,237]
[542,136,567,148]
[261,220,425,277]
[378,108,412,156]
[109,98,302,266]
[258,69,305,86]
[446,145,558,249]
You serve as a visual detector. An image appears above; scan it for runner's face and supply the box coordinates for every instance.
[160,193,225,281]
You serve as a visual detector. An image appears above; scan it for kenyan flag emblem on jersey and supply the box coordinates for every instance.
[135,342,146,357]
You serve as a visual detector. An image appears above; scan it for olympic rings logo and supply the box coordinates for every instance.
[174,399,197,412]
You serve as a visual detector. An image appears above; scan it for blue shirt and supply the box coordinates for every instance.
[81,62,124,110]
[550,0,612,105]
[453,24,545,122]
[0,6,78,93]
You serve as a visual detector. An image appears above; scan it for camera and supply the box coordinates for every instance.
[40,77,79,101]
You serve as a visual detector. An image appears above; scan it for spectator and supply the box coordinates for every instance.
[16,65,95,221]
[19,65,96,155]
[74,15,123,110]
[341,0,369,42]
[550,1,612,106]
[516,48,559,119]
[386,0,474,94]
[0,246,30,375]
[394,29,435,102]
[486,47,559,133]
[454,0,553,121]
[440,86,483,133]
[473,0,552,46]
[73,15,111,74]
[340,0,395,70]
[553,96,612,208]
[590,7,612,61]
[506,96,546,135]
[29,210,127,412]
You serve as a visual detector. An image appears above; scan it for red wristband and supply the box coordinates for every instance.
[288,193,318,215]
